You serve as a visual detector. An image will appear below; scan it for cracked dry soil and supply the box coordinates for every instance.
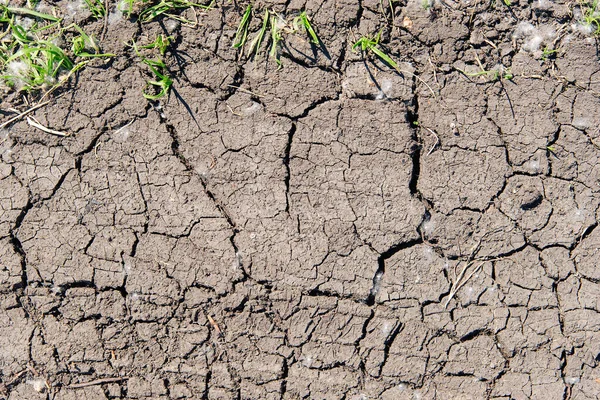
[2,0,600,399]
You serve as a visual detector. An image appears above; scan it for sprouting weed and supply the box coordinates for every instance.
[83,0,106,19]
[292,11,320,45]
[422,0,434,10]
[69,24,115,57]
[121,0,214,23]
[456,51,511,82]
[541,46,559,60]
[580,0,600,35]
[233,4,252,49]
[352,30,399,70]
[138,34,173,55]
[237,8,321,65]
[269,14,283,66]
[129,39,173,100]
[140,58,172,100]
[0,7,113,97]
[247,9,269,57]
[352,32,437,97]
[456,65,498,80]
[546,145,559,159]
[491,0,511,7]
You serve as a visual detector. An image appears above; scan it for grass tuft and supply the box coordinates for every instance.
[120,0,214,23]
[293,11,320,45]
[237,9,321,66]
[0,6,113,96]
[83,0,107,19]
[581,0,600,35]
[352,31,398,70]
[138,34,172,55]
[247,9,269,57]
[352,30,437,97]
[130,38,173,100]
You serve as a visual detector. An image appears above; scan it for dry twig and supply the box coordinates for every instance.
[207,314,223,336]
[67,377,128,389]
[26,116,69,136]
[0,100,51,129]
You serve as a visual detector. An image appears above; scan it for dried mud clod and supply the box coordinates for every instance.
[2,0,600,399]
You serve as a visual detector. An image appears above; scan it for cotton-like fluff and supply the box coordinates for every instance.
[513,22,556,53]
[26,379,46,393]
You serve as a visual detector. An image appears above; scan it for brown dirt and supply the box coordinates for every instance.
[2,0,600,399]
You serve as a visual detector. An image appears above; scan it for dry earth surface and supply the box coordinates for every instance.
[1,0,600,398]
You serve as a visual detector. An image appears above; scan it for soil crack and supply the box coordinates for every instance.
[365,238,423,305]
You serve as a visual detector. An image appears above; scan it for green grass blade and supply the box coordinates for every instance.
[233,4,252,49]
[248,9,269,57]
[299,11,319,45]
[138,0,213,23]
[370,46,398,69]
[4,6,61,21]
[10,23,31,43]
[83,0,106,19]
[269,15,282,66]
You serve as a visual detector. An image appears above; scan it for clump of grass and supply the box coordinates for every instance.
[120,0,214,23]
[293,11,319,45]
[70,24,115,57]
[352,30,399,70]
[233,8,322,66]
[140,57,172,100]
[129,38,173,100]
[83,0,107,19]
[352,30,436,97]
[246,9,269,57]
[455,52,512,82]
[0,6,113,96]
[580,0,600,35]
[138,34,172,55]
[541,46,559,60]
